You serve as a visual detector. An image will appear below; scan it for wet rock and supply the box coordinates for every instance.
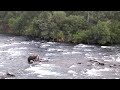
[87,64,92,66]
[88,59,105,66]
[109,64,117,68]
[89,60,94,62]
[77,62,81,64]
[88,60,98,63]
[97,62,105,66]
[6,72,15,77]
[0,72,15,79]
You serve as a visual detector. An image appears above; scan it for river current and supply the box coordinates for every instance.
[0,34,120,79]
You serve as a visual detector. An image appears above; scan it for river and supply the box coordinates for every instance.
[0,34,120,79]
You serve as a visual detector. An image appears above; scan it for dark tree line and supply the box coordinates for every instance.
[0,11,120,45]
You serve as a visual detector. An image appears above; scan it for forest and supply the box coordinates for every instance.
[0,11,120,45]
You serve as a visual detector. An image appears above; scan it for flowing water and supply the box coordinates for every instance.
[0,34,120,79]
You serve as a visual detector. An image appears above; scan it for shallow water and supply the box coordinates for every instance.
[0,34,120,79]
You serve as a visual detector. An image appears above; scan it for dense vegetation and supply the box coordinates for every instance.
[0,11,120,45]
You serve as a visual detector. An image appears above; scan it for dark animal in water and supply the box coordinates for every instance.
[28,55,39,64]
[28,55,48,64]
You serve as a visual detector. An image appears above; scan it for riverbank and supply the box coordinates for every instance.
[0,32,117,47]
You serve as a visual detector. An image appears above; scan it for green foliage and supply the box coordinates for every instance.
[86,21,111,45]
[1,11,120,45]
[72,31,88,44]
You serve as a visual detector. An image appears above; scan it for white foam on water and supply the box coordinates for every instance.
[111,57,115,60]
[21,42,30,44]
[84,68,111,76]
[68,70,77,74]
[18,47,28,50]
[11,42,21,45]
[0,65,4,67]
[67,70,78,76]
[69,65,76,68]
[47,48,64,52]
[25,64,63,77]
[0,44,11,47]
[74,44,95,48]
[116,57,120,62]
[0,51,7,53]
[62,52,71,55]
[6,48,23,56]
[8,47,27,50]
[101,46,115,49]
[40,43,51,48]
[101,46,108,48]
[0,62,4,67]
[85,53,92,57]
[10,51,22,56]
[115,78,119,79]
[103,56,109,58]
[41,57,50,61]
[103,56,116,62]
[0,42,21,48]
[37,70,62,77]
[47,42,56,44]
[57,49,64,52]
[102,78,106,79]
[7,38,14,42]
[62,51,81,55]
[0,72,5,76]
[45,53,58,56]
[104,60,113,62]
[85,53,94,59]
[39,64,59,68]
[47,48,56,52]
[71,51,81,54]
[99,53,102,55]
[84,49,92,52]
